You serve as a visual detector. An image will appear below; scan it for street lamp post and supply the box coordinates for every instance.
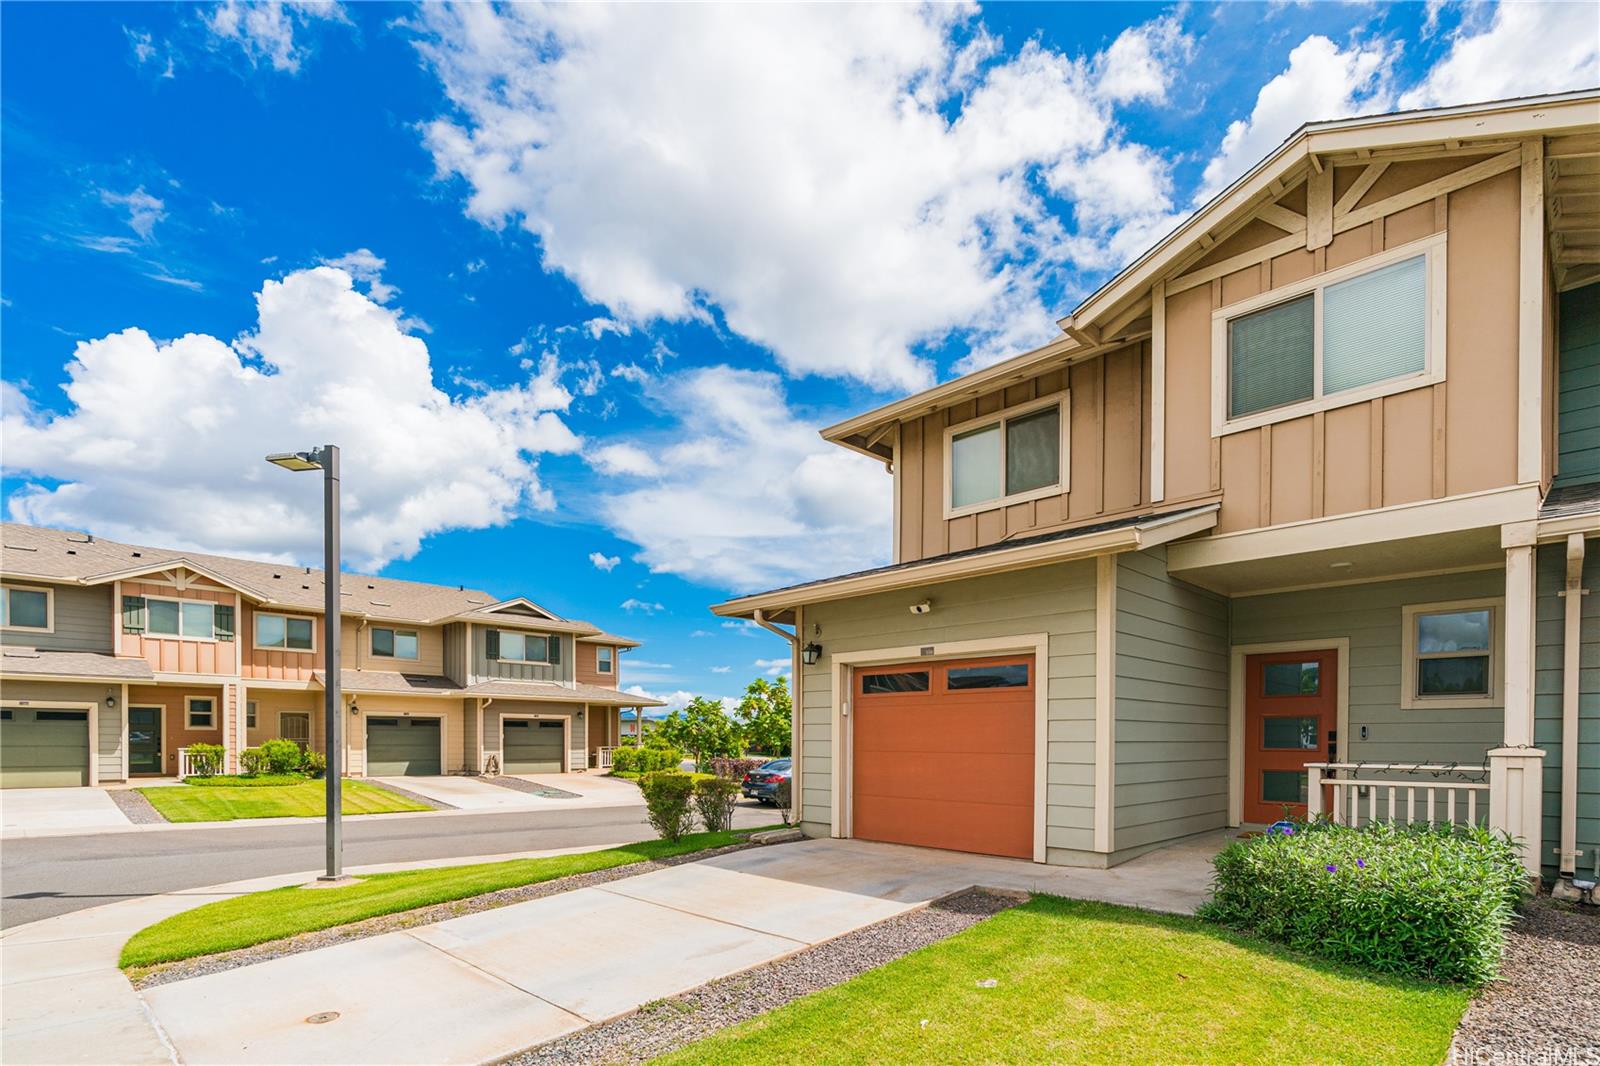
[266,444,343,881]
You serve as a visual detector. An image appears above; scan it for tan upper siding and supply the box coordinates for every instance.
[344,621,445,675]
[117,578,239,674]
[896,346,1157,564]
[1162,158,1525,535]
[574,641,620,687]
[238,606,447,680]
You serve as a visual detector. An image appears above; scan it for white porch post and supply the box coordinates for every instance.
[1490,543,1545,878]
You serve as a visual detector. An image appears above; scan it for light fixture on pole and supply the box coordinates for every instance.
[266,445,344,881]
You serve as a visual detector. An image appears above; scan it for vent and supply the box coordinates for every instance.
[131,551,142,558]
[369,600,391,607]
[2,544,37,552]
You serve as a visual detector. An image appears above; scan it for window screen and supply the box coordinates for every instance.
[1229,293,1314,418]
[951,424,1001,508]
[1323,255,1426,394]
[1005,407,1060,495]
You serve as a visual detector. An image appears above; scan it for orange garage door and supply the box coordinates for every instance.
[850,655,1034,860]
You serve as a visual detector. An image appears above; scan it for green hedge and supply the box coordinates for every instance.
[1198,821,1526,985]
[612,744,682,775]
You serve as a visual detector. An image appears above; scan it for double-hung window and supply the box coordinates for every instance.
[596,646,614,674]
[488,629,557,664]
[1212,235,1445,434]
[0,585,51,631]
[945,394,1068,517]
[1401,598,1501,709]
[256,613,315,651]
[371,627,419,660]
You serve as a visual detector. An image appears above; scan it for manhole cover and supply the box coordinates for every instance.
[306,1012,340,1025]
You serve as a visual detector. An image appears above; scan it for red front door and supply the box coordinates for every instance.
[1243,650,1336,824]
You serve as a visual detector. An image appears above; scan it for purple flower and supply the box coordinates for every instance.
[1326,863,1338,873]
[1356,859,1366,869]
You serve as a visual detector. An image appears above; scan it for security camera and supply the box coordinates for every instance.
[909,601,932,615]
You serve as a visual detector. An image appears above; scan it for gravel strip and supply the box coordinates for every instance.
[1450,896,1599,1062]
[510,889,1023,1066]
[108,788,168,824]
[482,776,582,800]
[366,780,453,809]
[131,840,764,990]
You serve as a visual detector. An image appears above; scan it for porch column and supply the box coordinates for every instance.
[1490,543,1544,878]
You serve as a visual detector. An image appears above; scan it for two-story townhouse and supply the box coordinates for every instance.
[0,523,660,786]
[715,91,1600,895]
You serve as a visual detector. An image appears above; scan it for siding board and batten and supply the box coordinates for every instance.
[1534,541,1599,881]
[1556,283,1600,486]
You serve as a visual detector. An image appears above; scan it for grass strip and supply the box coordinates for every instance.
[658,895,1468,1066]
[120,830,748,969]
[137,779,431,822]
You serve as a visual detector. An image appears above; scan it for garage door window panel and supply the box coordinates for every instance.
[861,670,930,694]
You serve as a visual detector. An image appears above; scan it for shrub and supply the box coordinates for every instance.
[1198,820,1527,985]
[708,757,764,782]
[259,738,304,776]
[184,743,224,777]
[640,771,698,842]
[300,750,327,778]
[612,744,682,775]
[239,747,267,776]
[693,775,741,833]
[772,778,795,827]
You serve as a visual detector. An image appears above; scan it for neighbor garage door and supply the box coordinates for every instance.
[1,708,90,788]
[502,718,565,774]
[366,717,441,776]
[850,656,1034,859]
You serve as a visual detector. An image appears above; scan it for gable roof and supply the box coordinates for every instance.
[0,522,630,637]
[823,89,1600,460]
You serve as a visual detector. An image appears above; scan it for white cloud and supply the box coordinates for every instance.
[620,598,666,613]
[587,365,892,590]
[754,657,791,677]
[622,685,701,713]
[99,187,167,240]
[588,551,621,572]
[710,665,731,674]
[1399,2,1600,109]
[610,363,650,386]
[319,249,397,304]
[690,630,714,638]
[415,5,1192,388]
[1196,35,1395,203]
[145,271,205,292]
[205,0,347,73]
[3,257,580,570]
[126,28,176,78]
[590,443,660,477]
[583,317,631,340]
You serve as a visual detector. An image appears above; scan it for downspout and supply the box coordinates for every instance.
[1557,534,1588,888]
[753,607,802,825]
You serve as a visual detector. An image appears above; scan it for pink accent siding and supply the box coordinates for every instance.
[118,580,237,674]
[239,601,322,680]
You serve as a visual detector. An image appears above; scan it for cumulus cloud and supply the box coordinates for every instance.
[1399,2,1600,109]
[585,365,892,590]
[1196,35,1395,202]
[320,249,396,304]
[754,657,791,677]
[414,5,1188,386]
[204,0,347,74]
[622,685,704,713]
[588,551,621,572]
[3,257,580,569]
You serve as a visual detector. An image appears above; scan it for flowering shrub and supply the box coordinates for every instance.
[1198,820,1527,985]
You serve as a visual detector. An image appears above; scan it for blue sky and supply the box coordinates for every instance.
[3,1,1596,708]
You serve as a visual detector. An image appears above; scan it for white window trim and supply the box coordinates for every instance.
[1210,233,1448,437]
[596,647,614,674]
[0,583,54,633]
[252,611,317,653]
[185,695,217,729]
[1400,596,1503,710]
[493,629,552,665]
[370,626,421,661]
[941,391,1071,520]
[145,595,221,642]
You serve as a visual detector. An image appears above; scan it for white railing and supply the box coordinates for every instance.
[176,747,200,780]
[596,746,616,770]
[1306,762,1491,829]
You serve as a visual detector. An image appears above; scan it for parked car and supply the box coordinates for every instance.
[741,758,792,804]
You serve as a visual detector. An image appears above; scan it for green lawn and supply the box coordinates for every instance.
[120,830,752,970]
[138,779,431,822]
[659,896,1469,1066]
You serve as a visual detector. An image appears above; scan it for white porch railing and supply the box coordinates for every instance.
[1306,762,1491,829]
[595,746,616,770]
[176,747,201,780]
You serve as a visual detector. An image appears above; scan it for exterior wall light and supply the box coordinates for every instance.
[801,642,822,666]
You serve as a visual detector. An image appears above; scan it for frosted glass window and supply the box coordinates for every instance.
[1323,255,1427,393]
[1006,407,1060,495]
[951,423,1002,508]
[1229,294,1314,418]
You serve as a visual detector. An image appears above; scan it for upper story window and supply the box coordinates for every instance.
[1401,598,1501,709]
[944,393,1068,518]
[596,646,614,674]
[1212,234,1445,435]
[124,595,234,642]
[487,628,560,664]
[0,584,52,632]
[371,627,419,660]
[256,612,315,652]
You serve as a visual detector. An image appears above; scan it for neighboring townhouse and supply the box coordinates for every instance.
[0,523,661,786]
[715,91,1600,893]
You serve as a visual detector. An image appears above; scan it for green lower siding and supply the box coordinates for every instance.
[799,560,1098,861]
[1114,547,1230,850]
[1230,570,1507,769]
[1536,538,1600,880]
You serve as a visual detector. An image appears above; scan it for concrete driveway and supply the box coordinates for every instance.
[138,834,1225,1064]
[0,789,131,838]
[372,773,645,811]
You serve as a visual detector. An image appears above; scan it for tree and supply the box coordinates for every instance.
[736,676,792,757]
[656,696,744,769]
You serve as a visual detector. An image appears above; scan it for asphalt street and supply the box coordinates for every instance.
[1,801,776,928]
